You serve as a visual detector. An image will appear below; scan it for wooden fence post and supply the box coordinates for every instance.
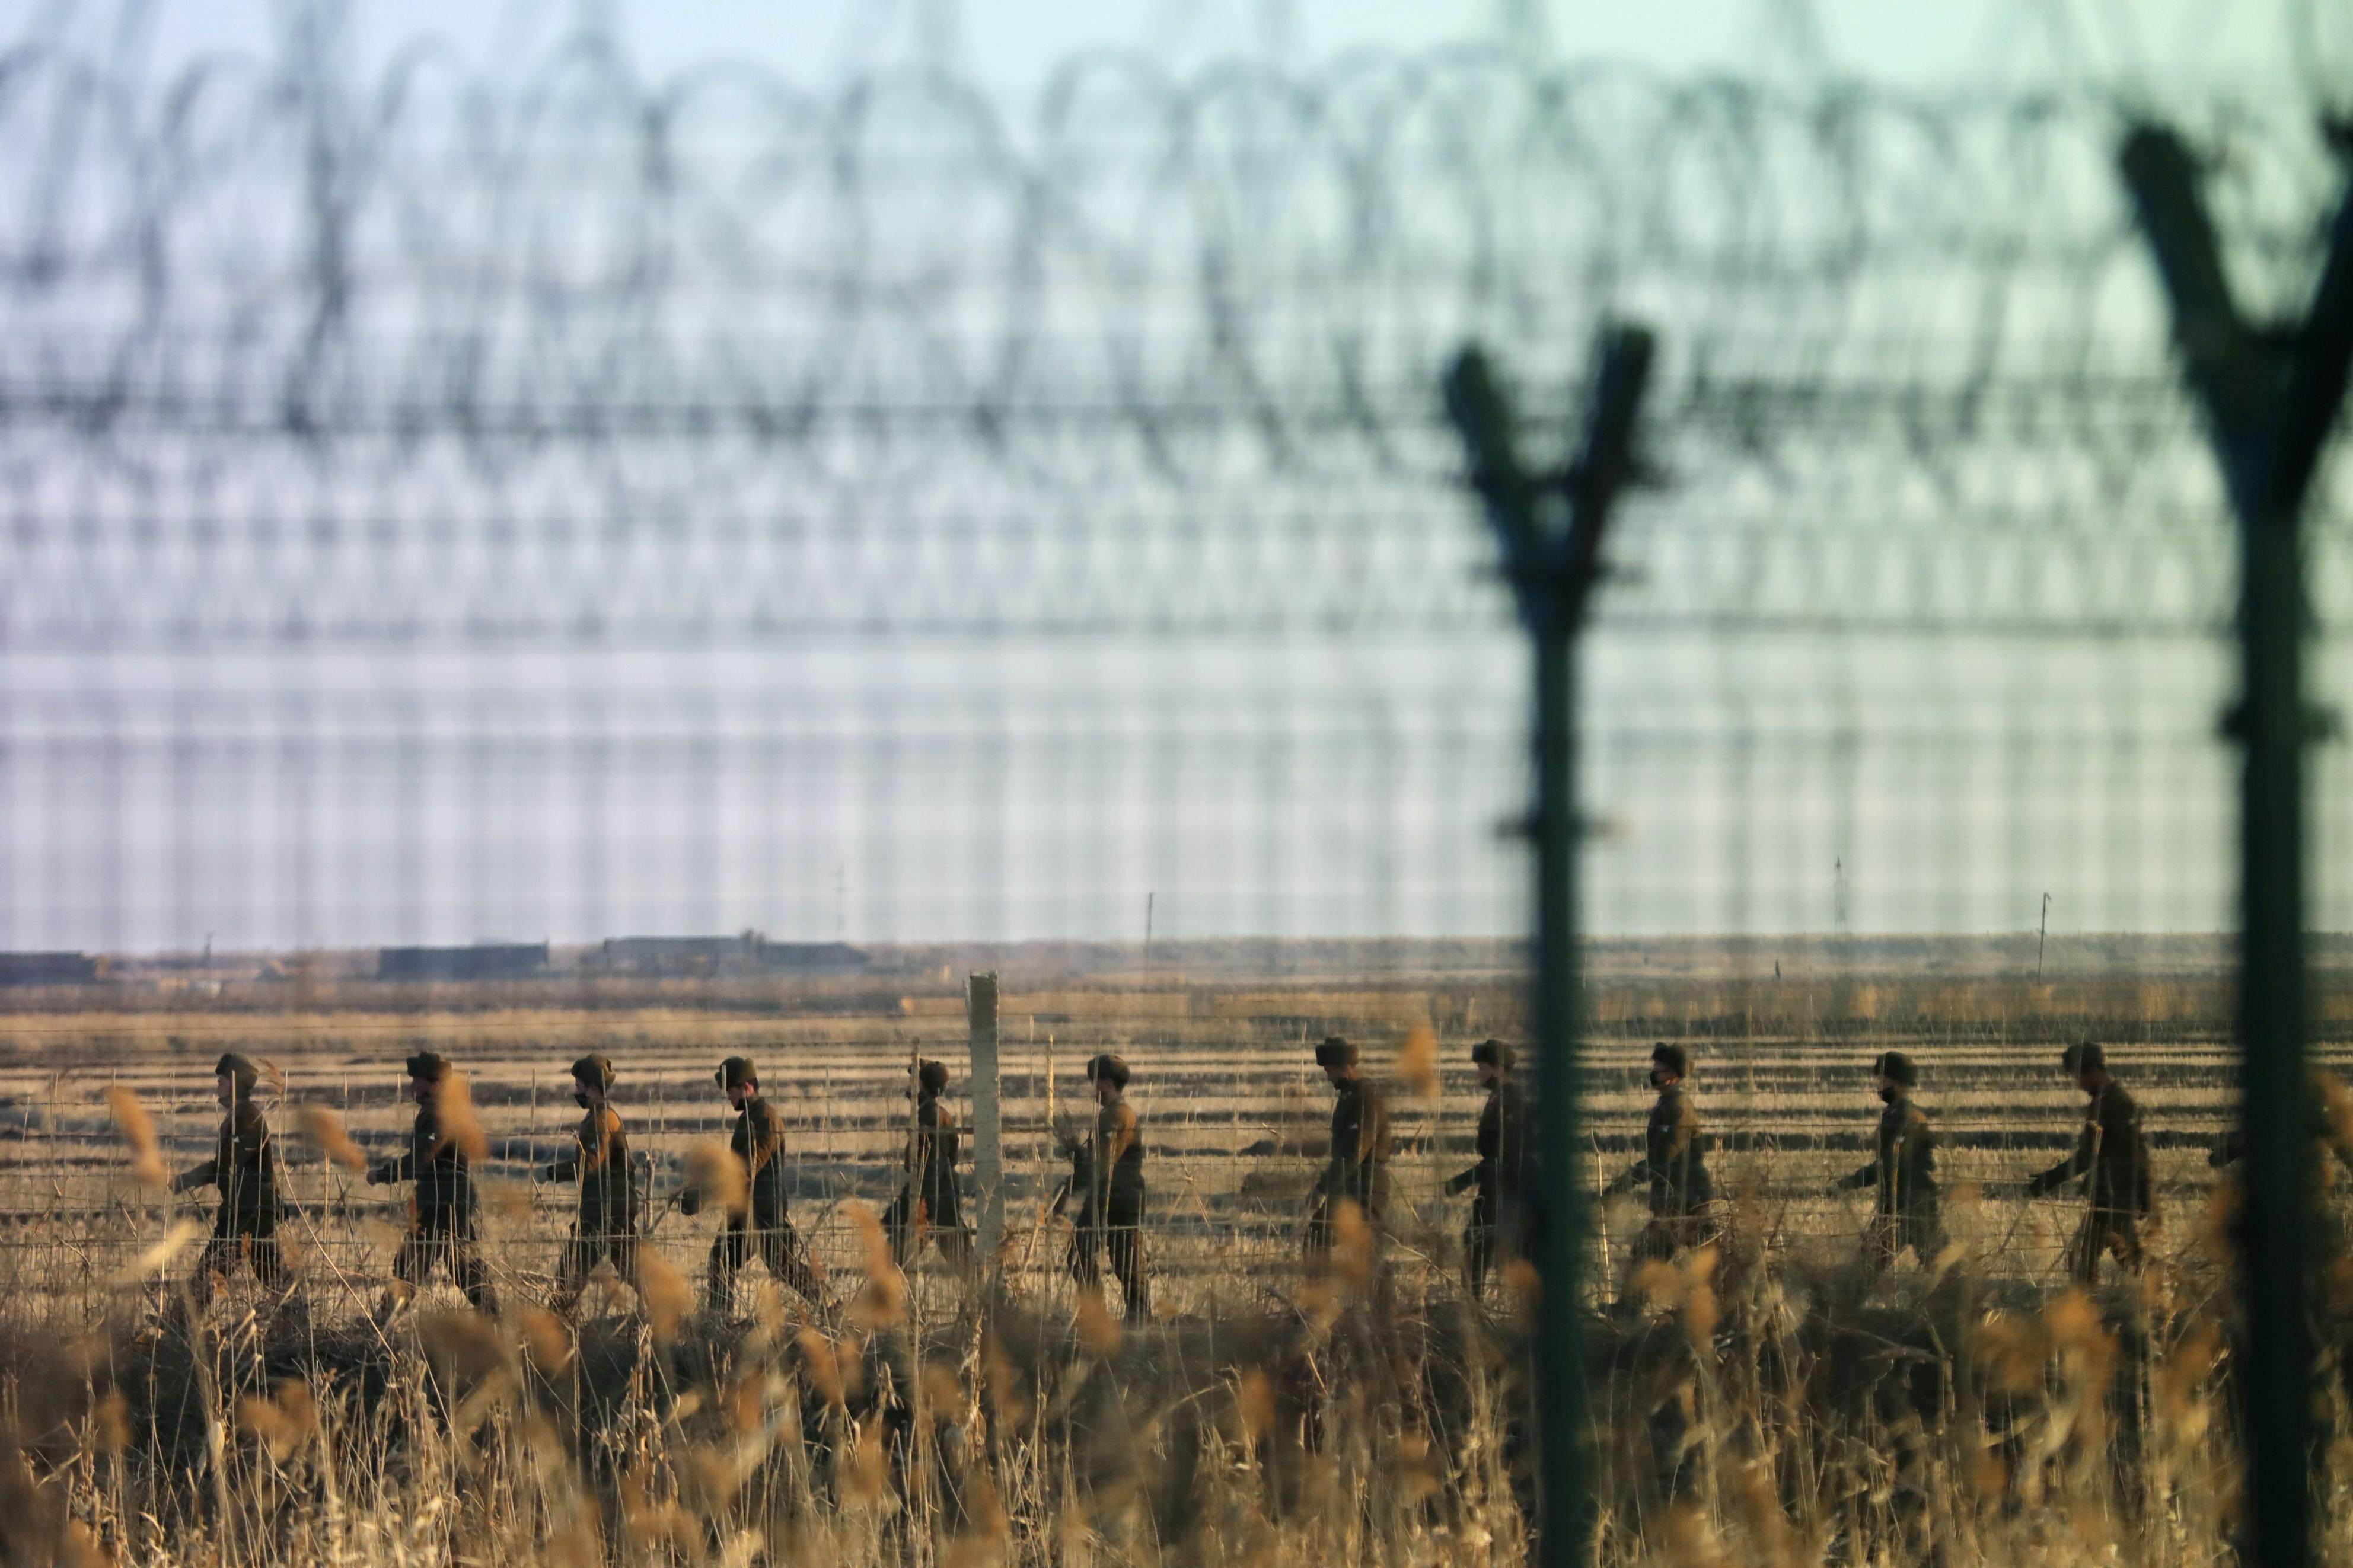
[969,972,1003,1267]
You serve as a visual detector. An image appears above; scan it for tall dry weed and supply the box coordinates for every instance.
[635,1247,694,1342]
[1399,1023,1440,1098]
[296,1104,370,1173]
[685,1138,748,1219]
[101,1086,165,1187]
[436,1071,489,1161]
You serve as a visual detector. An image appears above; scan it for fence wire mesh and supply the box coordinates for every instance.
[0,7,2348,1560]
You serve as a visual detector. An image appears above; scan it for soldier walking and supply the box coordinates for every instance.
[2207,1069,2353,1172]
[1062,1053,1149,1323]
[1829,1050,1942,1269]
[537,1053,636,1315]
[1604,1043,1715,1276]
[884,1059,973,1269]
[1446,1039,1528,1299]
[170,1052,292,1315]
[368,1050,496,1313]
[2023,1042,2153,1282]
[687,1056,829,1312]
[1306,1036,1391,1256]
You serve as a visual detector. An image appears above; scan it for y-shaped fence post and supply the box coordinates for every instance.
[2122,124,2353,1568]
[1446,324,1654,1568]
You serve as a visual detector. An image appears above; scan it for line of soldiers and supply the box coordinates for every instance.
[1295,1032,2250,1301]
[165,1032,2260,1323]
[1592,1039,2173,1290]
[160,1046,1160,1323]
[1300,1034,1535,1301]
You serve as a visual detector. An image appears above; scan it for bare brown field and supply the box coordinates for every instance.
[0,964,2339,1323]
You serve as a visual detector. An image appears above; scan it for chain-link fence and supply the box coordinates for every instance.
[1,9,2351,1559]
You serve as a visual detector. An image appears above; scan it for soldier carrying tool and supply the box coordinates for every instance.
[537,1052,636,1315]
[1829,1049,1943,1269]
[1604,1043,1716,1270]
[687,1055,830,1312]
[1061,1053,1150,1323]
[170,1052,293,1316]
[2023,1042,2153,1283]
[885,1059,973,1269]
[1446,1039,1527,1299]
[1306,1036,1391,1257]
[368,1050,497,1314]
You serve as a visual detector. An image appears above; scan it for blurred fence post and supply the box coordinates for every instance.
[969,972,1003,1267]
[2122,124,2353,1568]
[1446,324,1655,1568]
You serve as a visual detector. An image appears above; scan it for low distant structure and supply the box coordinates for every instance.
[377,942,551,982]
[0,951,99,986]
[757,941,871,973]
[588,934,870,978]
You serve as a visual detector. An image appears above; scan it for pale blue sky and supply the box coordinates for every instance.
[4,0,2322,100]
[0,0,2338,951]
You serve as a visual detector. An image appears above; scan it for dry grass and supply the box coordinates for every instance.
[0,1244,1532,1567]
[0,1165,2335,1567]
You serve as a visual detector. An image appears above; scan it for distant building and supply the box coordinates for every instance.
[596,935,749,976]
[0,952,99,986]
[377,943,551,982]
[589,934,870,978]
[756,941,871,973]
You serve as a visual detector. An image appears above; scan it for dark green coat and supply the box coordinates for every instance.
[1836,1097,1938,1215]
[1624,1086,1712,1216]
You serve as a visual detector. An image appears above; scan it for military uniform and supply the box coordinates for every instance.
[698,1057,827,1309]
[1308,1053,1392,1254]
[1447,1049,1527,1297]
[371,1052,496,1312]
[173,1053,288,1307]
[1835,1094,1942,1267]
[539,1054,636,1310]
[1066,1056,1149,1321]
[885,1063,971,1267]
[1615,1082,1715,1262]
[2028,1080,2152,1282]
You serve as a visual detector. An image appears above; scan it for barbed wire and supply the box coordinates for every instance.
[0,10,2348,643]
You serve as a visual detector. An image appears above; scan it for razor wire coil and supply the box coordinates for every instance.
[0,17,2348,643]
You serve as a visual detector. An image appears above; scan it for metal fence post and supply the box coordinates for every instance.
[1447,324,1655,1568]
[2121,124,2353,1568]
